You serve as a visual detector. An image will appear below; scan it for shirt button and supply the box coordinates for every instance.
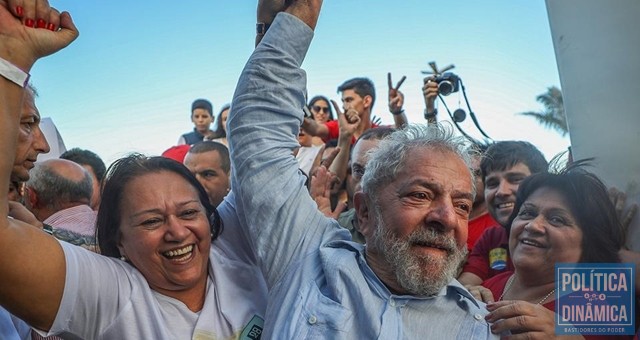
[474,314,483,321]
[389,299,396,307]
[308,315,317,324]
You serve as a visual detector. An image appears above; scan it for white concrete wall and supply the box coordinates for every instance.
[546,0,640,249]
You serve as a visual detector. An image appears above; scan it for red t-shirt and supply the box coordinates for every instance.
[462,225,514,281]
[482,271,514,302]
[323,120,380,144]
[466,212,498,251]
[324,120,341,141]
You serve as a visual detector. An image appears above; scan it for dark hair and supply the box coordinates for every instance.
[96,154,222,258]
[337,77,376,108]
[210,104,230,139]
[191,99,213,117]
[507,160,622,263]
[480,141,548,183]
[469,140,490,154]
[60,147,107,182]
[307,95,334,121]
[357,126,396,143]
[188,141,231,174]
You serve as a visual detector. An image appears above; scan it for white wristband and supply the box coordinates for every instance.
[0,57,30,88]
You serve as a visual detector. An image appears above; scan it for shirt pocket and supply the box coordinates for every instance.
[294,279,354,339]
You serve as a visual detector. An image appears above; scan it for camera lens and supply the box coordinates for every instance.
[453,108,466,122]
[438,81,454,96]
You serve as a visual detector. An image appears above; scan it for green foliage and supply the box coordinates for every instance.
[518,86,568,136]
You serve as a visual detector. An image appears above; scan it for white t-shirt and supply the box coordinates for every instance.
[43,196,267,340]
[295,145,323,176]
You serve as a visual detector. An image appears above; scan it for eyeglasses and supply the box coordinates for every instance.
[311,105,330,114]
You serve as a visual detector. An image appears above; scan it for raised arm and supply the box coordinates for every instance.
[228,1,335,288]
[387,72,409,128]
[255,0,287,47]
[301,116,330,138]
[423,76,439,124]
[0,1,78,330]
[327,99,358,186]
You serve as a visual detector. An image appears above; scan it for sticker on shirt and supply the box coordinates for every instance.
[489,247,507,270]
[239,315,264,340]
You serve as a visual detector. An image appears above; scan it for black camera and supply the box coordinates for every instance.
[435,72,460,96]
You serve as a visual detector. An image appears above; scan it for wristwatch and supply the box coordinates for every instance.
[256,22,271,36]
[424,108,437,119]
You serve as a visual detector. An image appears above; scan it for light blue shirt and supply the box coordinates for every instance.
[228,12,497,339]
[0,307,30,340]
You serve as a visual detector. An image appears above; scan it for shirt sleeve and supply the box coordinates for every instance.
[228,13,347,288]
[214,191,259,265]
[47,242,136,339]
[324,120,339,141]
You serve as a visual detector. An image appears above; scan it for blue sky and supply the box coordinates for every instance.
[32,1,566,166]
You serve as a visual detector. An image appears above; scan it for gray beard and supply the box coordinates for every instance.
[370,209,468,296]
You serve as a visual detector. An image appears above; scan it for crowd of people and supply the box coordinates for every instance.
[0,1,638,339]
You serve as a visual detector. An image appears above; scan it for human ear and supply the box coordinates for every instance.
[354,191,374,238]
[24,187,38,209]
[116,233,128,261]
[363,95,373,110]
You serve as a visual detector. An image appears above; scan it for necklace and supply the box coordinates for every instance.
[499,274,556,305]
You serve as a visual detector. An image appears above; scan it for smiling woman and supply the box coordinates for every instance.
[0,7,268,329]
[50,154,267,339]
[481,162,628,338]
[98,156,216,310]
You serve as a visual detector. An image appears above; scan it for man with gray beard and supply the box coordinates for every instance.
[370,212,468,296]
[356,126,473,298]
[228,1,498,337]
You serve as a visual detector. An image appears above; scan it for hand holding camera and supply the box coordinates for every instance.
[422,61,460,96]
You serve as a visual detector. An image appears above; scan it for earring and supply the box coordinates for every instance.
[120,255,128,261]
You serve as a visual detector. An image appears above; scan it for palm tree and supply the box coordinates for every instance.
[518,86,568,136]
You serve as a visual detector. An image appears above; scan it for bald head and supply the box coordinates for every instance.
[46,159,89,182]
[25,159,93,221]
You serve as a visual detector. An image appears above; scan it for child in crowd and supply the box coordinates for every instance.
[178,99,215,145]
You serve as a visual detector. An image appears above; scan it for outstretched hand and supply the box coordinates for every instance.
[0,0,78,71]
[387,72,406,115]
[310,165,346,219]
